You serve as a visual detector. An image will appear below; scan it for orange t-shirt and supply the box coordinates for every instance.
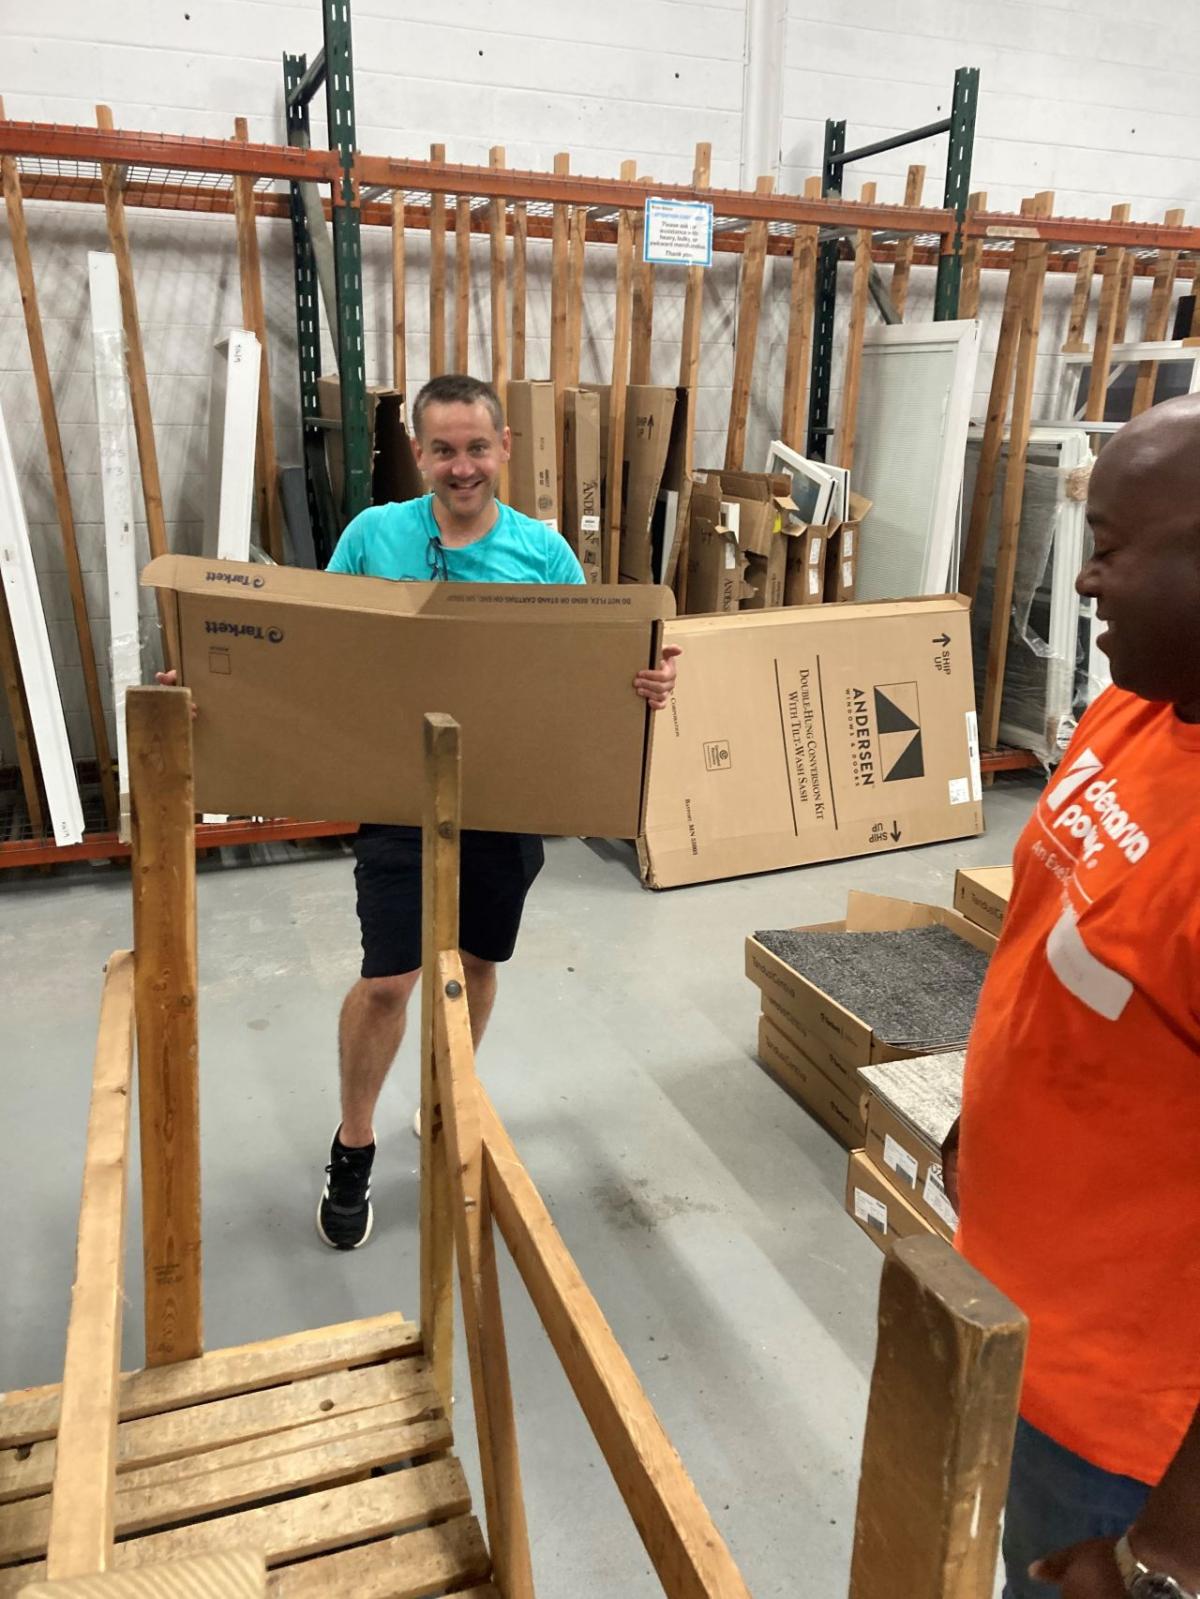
[959,686,1200,1485]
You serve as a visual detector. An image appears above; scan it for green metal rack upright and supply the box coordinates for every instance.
[283,0,371,563]
[807,66,979,459]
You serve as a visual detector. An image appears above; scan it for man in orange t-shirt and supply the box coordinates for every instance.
[946,394,1200,1599]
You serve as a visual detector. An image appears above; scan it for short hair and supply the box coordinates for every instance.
[411,374,505,438]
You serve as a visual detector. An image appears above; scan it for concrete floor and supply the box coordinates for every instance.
[1,775,1040,1597]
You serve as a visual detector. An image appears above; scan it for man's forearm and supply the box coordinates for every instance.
[1131,1400,1200,1587]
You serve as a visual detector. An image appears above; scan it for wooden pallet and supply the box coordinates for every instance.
[0,1316,494,1597]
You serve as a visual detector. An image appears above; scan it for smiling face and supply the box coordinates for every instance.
[413,399,511,528]
[1076,395,1200,718]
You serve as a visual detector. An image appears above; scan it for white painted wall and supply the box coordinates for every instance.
[0,0,1197,780]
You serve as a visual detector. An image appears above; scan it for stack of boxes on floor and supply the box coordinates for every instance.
[744,870,1014,1253]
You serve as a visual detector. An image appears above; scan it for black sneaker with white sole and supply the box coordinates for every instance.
[317,1132,375,1250]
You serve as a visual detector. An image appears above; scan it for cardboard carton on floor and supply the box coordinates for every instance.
[759,988,866,1104]
[701,470,797,559]
[861,1092,958,1241]
[954,865,1013,937]
[743,892,997,1073]
[317,377,423,511]
[858,1048,964,1239]
[508,380,559,527]
[641,598,985,888]
[784,526,827,607]
[143,555,672,837]
[562,388,602,583]
[823,493,872,603]
[757,1013,865,1147]
[846,1149,938,1253]
[684,480,754,614]
[621,386,677,584]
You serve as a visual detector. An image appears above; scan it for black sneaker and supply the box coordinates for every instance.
[317,1132,375,1250]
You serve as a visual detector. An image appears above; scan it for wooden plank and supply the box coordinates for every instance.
[606,161,637,584]
[959,194,1039,601]
[630,176,656,385]
[127,687,201,1366]
[834,181,876,473]
[957,191,987,320]
[1085,203,1132,424]
[1,114,118,828]
[0,590,44,836]
[428,144,447,378]
[267,1517,491,1599]
[488,149,509,503]
[479,1088,751,1599]
[511,202,528,382]
[434,953,532,1598]
[41,953,135,1580]
[1061,246,1097,354]
[551,152,571,500]
[889,164,925,318]
[0,1462,471,1593]
[848,1237,1026,1599]
[1131,207,1186,416]
[232,118,284,565]
[723,174,774,471]
[391,192,406,395]
[1113,243,1136,342]
[780,174,822,452]
[677,141,712,480]
[0,1314,419,1453]
[419,714,461,1410]
[566,204,587,387]
[981,191,1054,754]
[455,194,471,373]
[94,111,168,571]
[3,1359,437,1507]
[19,1552,267,1597]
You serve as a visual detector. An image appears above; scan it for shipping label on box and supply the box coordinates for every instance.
[640,599,986,888]
[508,380,559,526]
[864,1096,958,1240]
[846,1149,938,1253]
[953,865,1013,937]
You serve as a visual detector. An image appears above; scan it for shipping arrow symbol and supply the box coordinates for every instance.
[646,415,655,435]
[932,632,950,647]
[890,821,902,842]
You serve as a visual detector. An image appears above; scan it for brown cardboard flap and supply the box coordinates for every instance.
[843,891,998,955]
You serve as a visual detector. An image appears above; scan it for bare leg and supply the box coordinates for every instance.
[337,970,420,1147]
[461,951,498,1047]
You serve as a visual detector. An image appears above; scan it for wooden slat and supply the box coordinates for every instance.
[3,1360,437,1507]
[780,174,822,452]
[606,161,637,584]
[1061,246,1097,354]
[0,1463,471,1594]
[488,149,509,502]
[723,174,774,470]
[0,1314,419,1453]
[889,165,925,318]
[267,1516,491,1599]
[419,715,461,1410]
[428,144,447,378]
[94,110,168,569]
[127,688,201,1367]
[435,954,532,1598]
[1085,203,1132,424]
[391,192,406,395]
[566,203,586,387]
[959,194,1039,600]
[677,141,711,478]
[848,1237,1026,1598]
[19,1551,267,1597]
[1131,207,1186,415]
[479,1089,751,1599]
[957,191,987,320]
[231,118,284,565]
[455,194,471,373]
[1113,244,1136,342]
[511,202,528,382]
[834,181,876,472]
[630,177,656,385]
[981,191,1054,754]
[1,117,118,827]
[551,152,571,500]
[0,592,44,836]
[40,953,135,1579]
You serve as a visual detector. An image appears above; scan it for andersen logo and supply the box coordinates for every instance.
[848,682,925,786]
[204,620,284,643]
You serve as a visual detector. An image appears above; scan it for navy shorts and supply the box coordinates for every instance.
[353,825,545,979]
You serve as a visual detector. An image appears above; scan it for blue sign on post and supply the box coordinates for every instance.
[642,197,714,268]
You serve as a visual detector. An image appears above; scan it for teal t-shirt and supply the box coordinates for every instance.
[327,495,586,585]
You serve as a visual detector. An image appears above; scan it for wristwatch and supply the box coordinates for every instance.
[1115,1533,1199,1598]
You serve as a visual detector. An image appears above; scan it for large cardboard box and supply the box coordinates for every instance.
[143,555,672,837]
[562,388,602,583]
[953,865,1013,937]
[757,1014,865,1147]
[507,380,559,527]
[744,892,997,1073]
[640,599,985,888]
[845,1149,938,1253]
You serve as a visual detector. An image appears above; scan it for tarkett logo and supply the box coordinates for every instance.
[846,682,925,787]
[204,620,284,643]
[204,570,265,588]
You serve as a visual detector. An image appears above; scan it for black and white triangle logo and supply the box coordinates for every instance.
[874,682,925,782]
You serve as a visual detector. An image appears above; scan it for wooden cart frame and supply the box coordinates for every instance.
[0,688,1026,1596]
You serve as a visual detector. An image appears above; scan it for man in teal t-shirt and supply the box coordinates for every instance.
[317,373,680,1251]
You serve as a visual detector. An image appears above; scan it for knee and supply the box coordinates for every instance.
[460,952,496,981]
[356,971,418,1013]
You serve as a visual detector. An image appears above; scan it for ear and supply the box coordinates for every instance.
[498,424,512,464]
[412,436,429,477]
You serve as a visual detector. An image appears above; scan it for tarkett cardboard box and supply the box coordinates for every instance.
[846,1149,937,1253]
[784,527,827,607]
[641,599,985,888]
[861,1093,957,1241]
[143,555,672,837]
[507,380,559,527]
[757,1014,865,1147]
[562,388,602,583]
[858,1050,963,1238]
[953,865,1013,937]
[743,892,997,1073]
